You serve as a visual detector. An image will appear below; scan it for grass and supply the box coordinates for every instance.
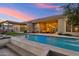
[5,32,26,36]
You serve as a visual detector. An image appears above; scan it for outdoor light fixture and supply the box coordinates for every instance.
[75,27,79,32]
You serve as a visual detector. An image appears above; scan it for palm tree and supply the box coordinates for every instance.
[64,3,79,26]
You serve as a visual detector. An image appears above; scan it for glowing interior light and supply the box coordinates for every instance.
[75,27,78,31]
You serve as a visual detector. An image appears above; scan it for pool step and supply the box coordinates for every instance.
[6,43,36,56]
[0,39,10,47]
[10,39,49,56]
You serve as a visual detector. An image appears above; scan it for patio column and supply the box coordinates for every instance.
[34,23,40,33]
[26,22,33,33]
[7,22,9,32]
[58,19,66,34]
[17,25,21,33]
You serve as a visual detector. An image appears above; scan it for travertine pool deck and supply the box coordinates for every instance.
[0,47,19,56]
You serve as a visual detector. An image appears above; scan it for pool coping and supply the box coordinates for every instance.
[27,33,79,39]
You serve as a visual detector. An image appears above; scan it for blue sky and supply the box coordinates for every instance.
[0,3,65,22]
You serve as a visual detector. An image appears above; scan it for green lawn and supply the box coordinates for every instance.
[5,32,26,36]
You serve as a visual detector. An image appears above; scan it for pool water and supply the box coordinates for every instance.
[25,34,79,52]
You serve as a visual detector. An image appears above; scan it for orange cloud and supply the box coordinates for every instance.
[35,3,62,9]
[0,8,35,21]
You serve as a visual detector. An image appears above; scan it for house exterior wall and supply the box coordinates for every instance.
[65,32,79,36]
[0,22,27,33]
[12,24,27,33]
[0,22,13,31]
[58,18,79,36]
[26,17,79,36]
[26,23,34,33]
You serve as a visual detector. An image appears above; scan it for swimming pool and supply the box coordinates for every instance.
[25,34,79,52]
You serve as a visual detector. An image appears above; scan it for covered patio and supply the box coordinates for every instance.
[32,20,58,33]
[26,15,65,34]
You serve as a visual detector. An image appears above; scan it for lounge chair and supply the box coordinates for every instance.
[0,34,11,40]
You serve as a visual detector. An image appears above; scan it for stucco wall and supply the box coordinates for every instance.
[58,19,66,34]
[64,32,79,36]
[58,19,79,36]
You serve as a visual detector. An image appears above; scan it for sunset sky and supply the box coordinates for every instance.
[0,3,65,22]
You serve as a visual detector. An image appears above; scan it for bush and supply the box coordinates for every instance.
[58,33,72,36]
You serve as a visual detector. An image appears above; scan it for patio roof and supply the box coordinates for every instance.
[26,14,65,23]
[0,20,26,25]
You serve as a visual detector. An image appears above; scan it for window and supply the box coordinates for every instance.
[66,21,79,32]
[72,26,79,32]
[66,22,71,32]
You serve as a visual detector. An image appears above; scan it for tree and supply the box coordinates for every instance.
[64,3,79,26]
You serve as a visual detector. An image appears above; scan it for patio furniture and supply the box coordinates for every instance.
[0,34,11,40]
